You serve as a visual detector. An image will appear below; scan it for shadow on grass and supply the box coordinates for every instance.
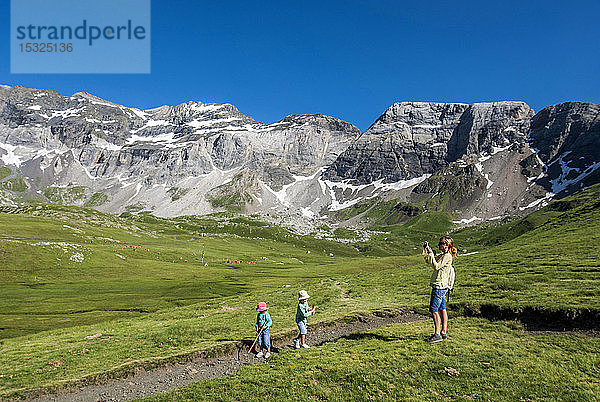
[338,332,404,342]
[455,303,600,331]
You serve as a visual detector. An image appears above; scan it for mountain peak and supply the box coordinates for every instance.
[280,113,342,123]
[71,92,127,109]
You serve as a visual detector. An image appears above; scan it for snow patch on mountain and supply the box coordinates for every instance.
[519,192,554,211]
[0,143,23,166]
[126,132,177,144]
[130,109,147,119]
[187,117,240,129]
[550,158,600,193]
[92,137,122,151]
[546,151,590,193]
[380,174,431,191]
[453,216,483,225]
[321,174,431,212]
[130,119,172,133]
[189,103,226,113]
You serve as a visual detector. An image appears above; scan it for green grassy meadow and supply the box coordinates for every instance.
[145,318,600,401]
[1,185,599,398]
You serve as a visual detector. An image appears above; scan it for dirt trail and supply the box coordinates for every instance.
[28,311,427,402]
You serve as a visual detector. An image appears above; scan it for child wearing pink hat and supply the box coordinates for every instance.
[255,302,272,358]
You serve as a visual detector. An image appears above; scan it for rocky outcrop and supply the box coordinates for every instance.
[529,102,600,194]
[323,102,468,184]
[412,163,487,212]
[324,101,533,184]
[252,114,360,173]
[249,114,360,189]
[447,102,533,160]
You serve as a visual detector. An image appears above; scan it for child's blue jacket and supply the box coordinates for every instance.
[256,311,272,329]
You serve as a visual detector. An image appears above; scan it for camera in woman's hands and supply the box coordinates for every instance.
[423,241,429,249]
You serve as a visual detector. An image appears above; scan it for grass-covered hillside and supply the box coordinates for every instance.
[1,184,599,397]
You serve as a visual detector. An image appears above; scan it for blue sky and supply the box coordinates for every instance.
[2,0,599,131]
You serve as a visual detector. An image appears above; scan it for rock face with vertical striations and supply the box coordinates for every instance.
[324,101,533,184]
[248,113,361,189]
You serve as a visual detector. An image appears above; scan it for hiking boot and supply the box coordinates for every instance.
[293,338,300,349]
[255,351,264,358]
[427,334,443,343]
[441,333,448,340]
[301,343,310,349]
[264,351,271,358]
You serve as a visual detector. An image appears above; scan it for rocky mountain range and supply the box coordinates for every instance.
[1,84,598,229]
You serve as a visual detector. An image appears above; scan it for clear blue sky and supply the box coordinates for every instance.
[2,0,599,131]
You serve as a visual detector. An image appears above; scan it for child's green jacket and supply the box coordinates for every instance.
[296,301,312,324]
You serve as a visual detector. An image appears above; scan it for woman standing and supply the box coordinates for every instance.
[423,236,457,343]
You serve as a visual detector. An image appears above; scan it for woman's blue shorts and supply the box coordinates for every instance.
[429,287,448,313]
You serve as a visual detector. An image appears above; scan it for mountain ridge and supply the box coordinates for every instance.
[1,84,598,229]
